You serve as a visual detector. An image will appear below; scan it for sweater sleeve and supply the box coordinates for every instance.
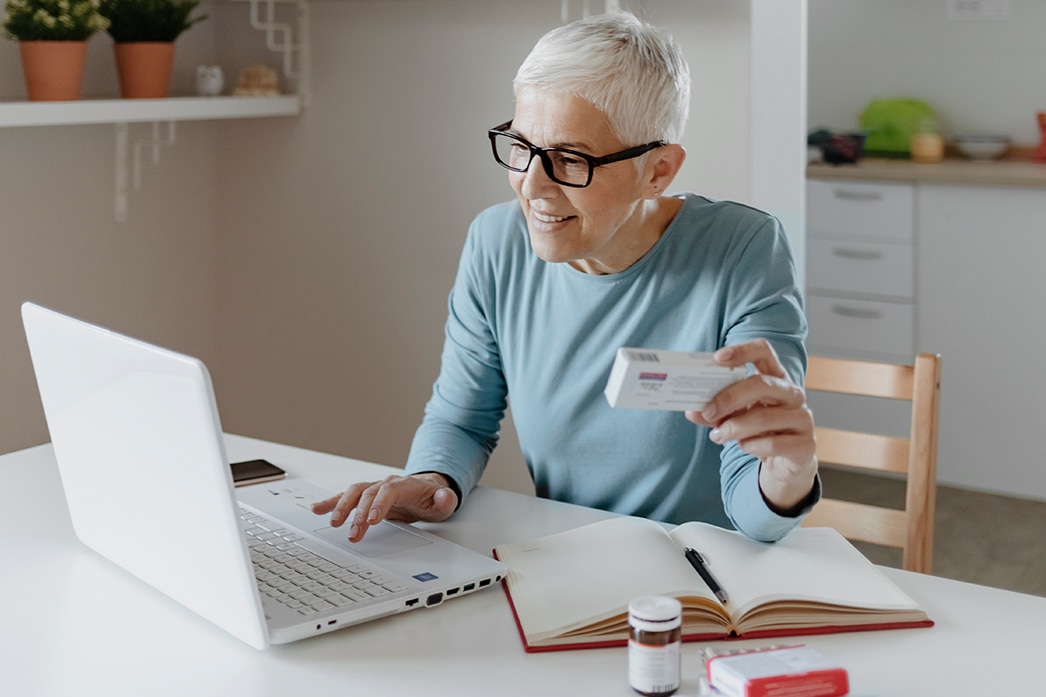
[715,214,819,542]
[403,217,508,505]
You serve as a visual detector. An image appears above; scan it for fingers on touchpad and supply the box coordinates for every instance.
[313,521,431,557]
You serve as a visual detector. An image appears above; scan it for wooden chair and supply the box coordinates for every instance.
[802,353,942,574]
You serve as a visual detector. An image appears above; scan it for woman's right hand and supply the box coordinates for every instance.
[310,472,459,542]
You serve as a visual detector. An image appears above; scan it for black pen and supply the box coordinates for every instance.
[684,547,729,604]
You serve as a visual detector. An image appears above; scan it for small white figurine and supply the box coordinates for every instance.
[195,65,224,97]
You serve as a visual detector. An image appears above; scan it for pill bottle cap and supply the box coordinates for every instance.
[629,596,682,632]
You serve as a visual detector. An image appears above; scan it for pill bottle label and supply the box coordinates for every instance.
[629,637,680,696]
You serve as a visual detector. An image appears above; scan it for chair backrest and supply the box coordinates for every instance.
[802,353,942,574]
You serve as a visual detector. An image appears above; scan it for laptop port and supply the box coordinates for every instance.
[426,592,443,606]
[446,587,460,596]
[479,578,491,587]
[463,583,476,592]
[405,598,420,607]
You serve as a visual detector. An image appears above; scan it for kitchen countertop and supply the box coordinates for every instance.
[807,150,1046,189]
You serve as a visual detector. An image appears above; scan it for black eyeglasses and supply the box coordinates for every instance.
[487,121,666,188]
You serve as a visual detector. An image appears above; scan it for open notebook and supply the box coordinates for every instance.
[494,516,932,652]
[21,302,506,649]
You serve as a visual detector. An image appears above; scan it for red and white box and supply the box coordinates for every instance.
[603,348,744,411]
[706,645,849,697]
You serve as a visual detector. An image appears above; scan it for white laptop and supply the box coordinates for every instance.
[21,302,506,650]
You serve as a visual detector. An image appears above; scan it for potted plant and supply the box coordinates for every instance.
[2,0,109,100]
[97,0,206,98]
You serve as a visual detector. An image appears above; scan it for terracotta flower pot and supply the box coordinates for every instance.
[114,42,175,99]
[19,41,89,101]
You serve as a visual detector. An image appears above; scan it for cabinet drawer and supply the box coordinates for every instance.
[806,295,913,358]
[807,180,914,242]
[807,239,913,299]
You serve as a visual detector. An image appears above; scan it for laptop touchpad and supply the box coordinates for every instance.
[313,521,431,558]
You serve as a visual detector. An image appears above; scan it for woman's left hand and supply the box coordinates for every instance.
[685,339,817,513]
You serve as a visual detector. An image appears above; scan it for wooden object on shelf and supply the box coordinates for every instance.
[233,64,280,97]
[802,353,942,574]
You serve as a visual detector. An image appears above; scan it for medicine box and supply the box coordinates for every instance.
[706,645,849,697]
[603,348,745,411]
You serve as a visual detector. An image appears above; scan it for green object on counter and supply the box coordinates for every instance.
[859,99,936,155]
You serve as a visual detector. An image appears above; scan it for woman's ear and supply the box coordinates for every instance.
[646,144,686,198]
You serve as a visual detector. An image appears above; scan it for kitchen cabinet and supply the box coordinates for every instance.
[806,167,1046,500]
[805,179,916,363]
[916,184,1046,499]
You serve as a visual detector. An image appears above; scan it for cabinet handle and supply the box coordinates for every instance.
[831,305,883,320]
[832,189,883,202]
[832,247,884,261]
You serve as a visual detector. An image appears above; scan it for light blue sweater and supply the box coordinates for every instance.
[405,194,813,541]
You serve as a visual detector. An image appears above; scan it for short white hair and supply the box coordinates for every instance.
[513,12,690,146]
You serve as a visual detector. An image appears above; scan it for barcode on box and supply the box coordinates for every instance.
[626,350,660,363]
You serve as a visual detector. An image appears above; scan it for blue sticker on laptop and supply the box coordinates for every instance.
[413,572,439,582]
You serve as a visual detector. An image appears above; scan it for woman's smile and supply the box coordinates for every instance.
[532,210,573,224]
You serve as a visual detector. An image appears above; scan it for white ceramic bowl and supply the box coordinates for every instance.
[953,134,1010,161]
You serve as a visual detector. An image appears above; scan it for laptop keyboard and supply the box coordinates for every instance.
[239,507,409,616]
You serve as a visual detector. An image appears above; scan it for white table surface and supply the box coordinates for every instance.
[3,434,1044,696]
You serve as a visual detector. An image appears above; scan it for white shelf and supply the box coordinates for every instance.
[1,0,310,221]
[0,95,302,128]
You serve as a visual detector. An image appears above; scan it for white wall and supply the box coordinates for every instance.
[808,0,1046,145]
[1,1,801,499]
[0,12,223,451]
[751,0,807,282]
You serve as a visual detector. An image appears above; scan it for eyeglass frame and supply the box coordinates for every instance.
[487,120,667,188]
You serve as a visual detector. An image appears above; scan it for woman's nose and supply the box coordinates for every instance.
[518,154,559,198]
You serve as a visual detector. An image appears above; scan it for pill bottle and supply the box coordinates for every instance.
[628,596,682,696]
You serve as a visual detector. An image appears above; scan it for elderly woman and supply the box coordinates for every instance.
[314,12,818,543]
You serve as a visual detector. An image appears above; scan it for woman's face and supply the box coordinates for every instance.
[507,88,662,275]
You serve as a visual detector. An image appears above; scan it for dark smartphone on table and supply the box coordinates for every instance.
[230,459,287,487]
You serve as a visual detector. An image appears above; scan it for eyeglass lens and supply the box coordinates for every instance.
[491,133,592,187]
